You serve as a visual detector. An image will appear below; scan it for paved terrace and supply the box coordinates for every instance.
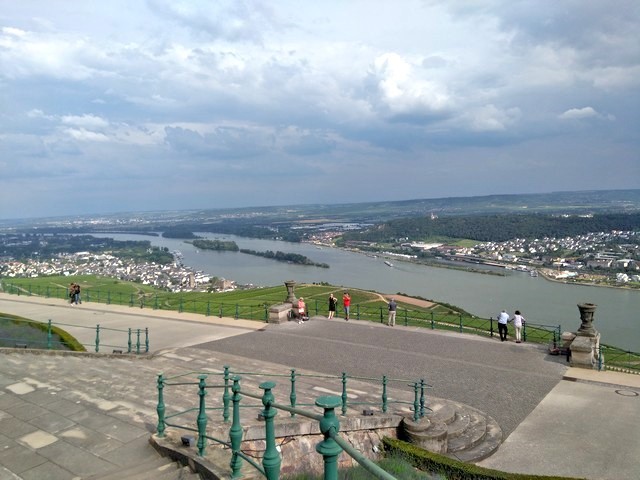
[0,293,639,479]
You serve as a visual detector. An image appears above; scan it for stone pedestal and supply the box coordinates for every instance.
[569,303,600,369]
[569,334,600,369]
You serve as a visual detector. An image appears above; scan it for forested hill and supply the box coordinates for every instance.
[340,212,640,243]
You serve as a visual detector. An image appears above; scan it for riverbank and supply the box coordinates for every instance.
[538,268,640,291]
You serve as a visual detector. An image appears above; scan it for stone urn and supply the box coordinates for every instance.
[576,303,598,337]
[284,280,297,303]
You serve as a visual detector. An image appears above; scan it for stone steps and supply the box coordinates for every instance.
[402,399,502,463]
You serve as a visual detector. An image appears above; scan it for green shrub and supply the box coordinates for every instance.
[382,438,586,480]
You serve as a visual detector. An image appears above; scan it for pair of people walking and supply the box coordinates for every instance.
[69,283,81,305]
[497,309,525,343]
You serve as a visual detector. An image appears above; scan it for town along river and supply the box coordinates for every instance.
[96,233,640,351]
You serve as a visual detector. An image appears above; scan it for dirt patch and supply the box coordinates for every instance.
[382,294,435,309]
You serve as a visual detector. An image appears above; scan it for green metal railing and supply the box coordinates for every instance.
[1,281,562,345]
[156,366,431,479]
[598,344,640,374]
[0,316,149,353]
[1,282,271,322]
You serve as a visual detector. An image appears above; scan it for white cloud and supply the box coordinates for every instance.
[368,52,451,118]
[64,128,110,142]
[0,0,638,218]
[464,105,521,132]
[61,114,110,129]
[558,107,616,122]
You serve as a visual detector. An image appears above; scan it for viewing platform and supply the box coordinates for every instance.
[0,293,639,479]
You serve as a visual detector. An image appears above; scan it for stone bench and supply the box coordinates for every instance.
[268,303,294,324]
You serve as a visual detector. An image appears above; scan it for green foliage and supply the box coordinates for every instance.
[191,239,239,251]
[284,452,443,479]
[382,438,586,480]
[0,313,85,351]
[239,249,329,267]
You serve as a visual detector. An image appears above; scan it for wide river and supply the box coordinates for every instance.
[98,233,640,351]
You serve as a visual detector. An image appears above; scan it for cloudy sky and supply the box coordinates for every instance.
[1,1,639,219]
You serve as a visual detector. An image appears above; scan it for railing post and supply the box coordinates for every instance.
[118,292,123,305]
[260,381,281,480]
[129,293,134,307]
[382,375,388,413]
[490,316,494,337]
[95,324,100,353]
[341,372,348,416]
[156,373,166,437]
[420,379,426,418]
[179,298,183,313]
[128,328,132,353]
[46,319,53,350]
[430,312,435,329]
[154,294,159,310]
[598,345,604,371]
[356,304,360,320]
[413,382,420,422]
[523,321,527,342]
[145,328,149,353]
[223,366,231,422]
[379,306,384,323]
[46,286,50,298]
[206,301,210,316]
[315,396,343,480]
[229,376,243,478]
[404,308,408,326]
[459,313,463,333]
[289,369,297,416]
[264,305,269,322]
[196,375,208,456]
[107,291,111,305]
[219,304,223,318]
[136,329,141,354]
[235,304,239,320]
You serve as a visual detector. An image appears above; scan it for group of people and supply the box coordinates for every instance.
[497,309,526,343]
[296,291,400,326]
[296,291,352,323]
[295,293,526,344]
[69,282,81,305]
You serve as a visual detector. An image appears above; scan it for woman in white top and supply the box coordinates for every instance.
[511,310,525,343]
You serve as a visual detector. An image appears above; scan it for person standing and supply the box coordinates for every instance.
[74,283,81,305]
[497,309,509,341]
[297,297,306,324]
[511,310,525,343]
[342,292,351,321]
[387,298,397,326]
[328,293,337,319]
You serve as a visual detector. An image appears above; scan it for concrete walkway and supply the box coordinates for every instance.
[1,293,639,479]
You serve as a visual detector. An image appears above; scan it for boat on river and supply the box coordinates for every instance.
[384,260,393,267]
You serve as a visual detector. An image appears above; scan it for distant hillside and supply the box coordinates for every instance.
[2,189,640,231]
[340,212,640,244]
